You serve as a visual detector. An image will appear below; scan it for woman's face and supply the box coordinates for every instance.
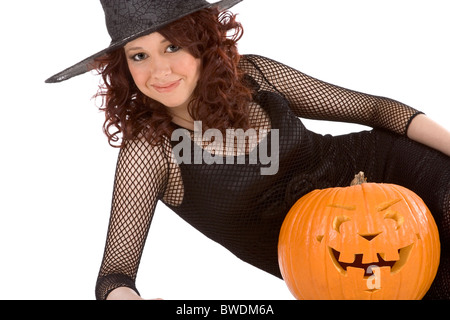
[124,32,201,111]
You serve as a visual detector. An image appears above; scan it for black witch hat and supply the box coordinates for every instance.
[46,0,242,83]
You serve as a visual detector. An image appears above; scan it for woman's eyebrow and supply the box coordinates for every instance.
[125,39,169,52]
[125,46,143,52]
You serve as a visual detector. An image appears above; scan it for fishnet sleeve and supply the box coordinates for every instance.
[95,138,169,300]
[240,55,422,135]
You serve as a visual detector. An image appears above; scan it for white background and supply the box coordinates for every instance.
[1,0,449,300]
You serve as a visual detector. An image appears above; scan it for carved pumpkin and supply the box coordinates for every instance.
[278,172,440,300]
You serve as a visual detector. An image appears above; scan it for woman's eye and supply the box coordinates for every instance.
[166,45,181,53]
[131,53,148,62]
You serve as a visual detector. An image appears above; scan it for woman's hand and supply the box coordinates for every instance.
[106,287,144,300]
[106,287,164,300]
[407,114,450,157]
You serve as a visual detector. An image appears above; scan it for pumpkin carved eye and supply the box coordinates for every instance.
[333,215,351,233]
[316,216,352,242]
[377,199,404,230]
[327,203,355,234]
[384,211,404,230]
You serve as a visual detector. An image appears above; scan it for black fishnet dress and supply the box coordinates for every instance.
[95,55,450,300]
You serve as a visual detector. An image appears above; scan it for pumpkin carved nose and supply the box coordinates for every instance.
[359,232,381,241]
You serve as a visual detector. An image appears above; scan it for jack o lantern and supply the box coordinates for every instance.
[278,172,440,300]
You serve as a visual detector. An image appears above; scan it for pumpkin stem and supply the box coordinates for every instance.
[351,171,367,186]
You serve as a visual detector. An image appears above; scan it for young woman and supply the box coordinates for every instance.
[46,0,450,300]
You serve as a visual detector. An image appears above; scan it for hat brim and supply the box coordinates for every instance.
[45,0,242,83]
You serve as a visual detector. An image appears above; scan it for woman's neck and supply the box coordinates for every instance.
[168,106,195,131]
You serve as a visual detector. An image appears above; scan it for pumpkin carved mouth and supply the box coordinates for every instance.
[329,244,414,278]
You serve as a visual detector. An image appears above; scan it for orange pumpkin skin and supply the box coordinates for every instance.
[278,179,440,300]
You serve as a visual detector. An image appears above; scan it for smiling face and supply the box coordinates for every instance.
[124,32,202,115]
[324,199,416,279]
[279,182,441,300]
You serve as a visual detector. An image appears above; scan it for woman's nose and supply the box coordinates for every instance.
[150,56,172,79]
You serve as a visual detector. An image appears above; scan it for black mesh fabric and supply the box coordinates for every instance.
[95,54,450,300]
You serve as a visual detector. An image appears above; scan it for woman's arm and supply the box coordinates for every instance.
[241,55,450,156]
[95,138,170,300]
[240,55,421,135]
[407,114,450,157]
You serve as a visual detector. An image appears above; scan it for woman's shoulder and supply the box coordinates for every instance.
[239,54,283,67]
[119,135,172,165]
[239,54,290,79]
[239,54,266,69]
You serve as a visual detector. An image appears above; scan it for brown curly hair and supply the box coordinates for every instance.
[94,7,252,147]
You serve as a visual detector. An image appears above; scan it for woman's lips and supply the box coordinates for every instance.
[152,80,181,93]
